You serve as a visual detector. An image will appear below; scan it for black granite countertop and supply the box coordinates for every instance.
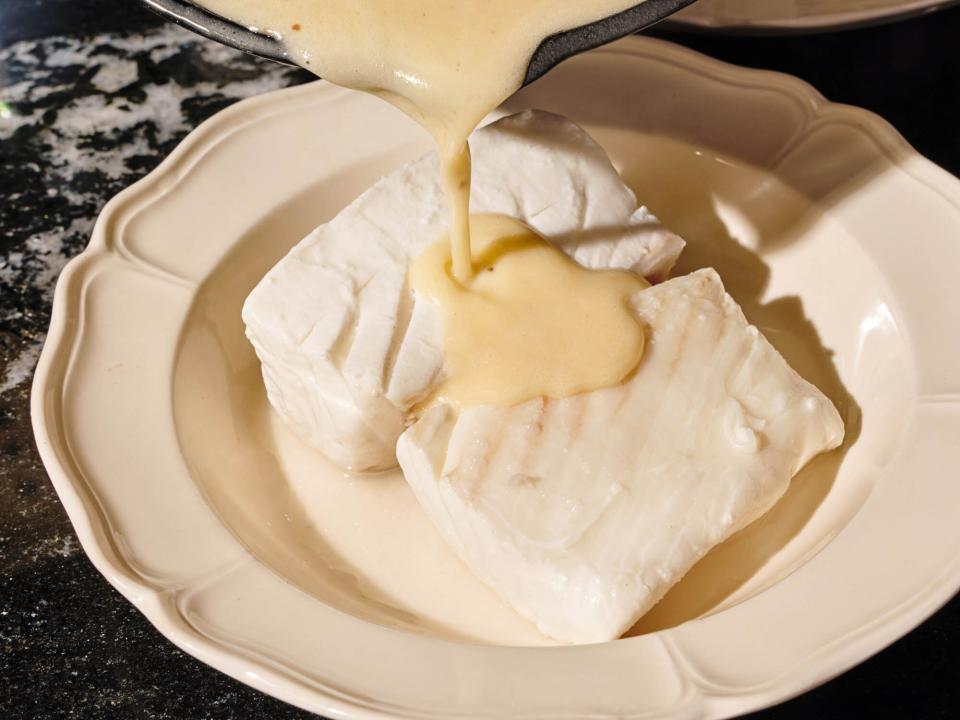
[1,1,958,717]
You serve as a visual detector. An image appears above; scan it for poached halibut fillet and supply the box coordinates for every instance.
[397,269,844,643]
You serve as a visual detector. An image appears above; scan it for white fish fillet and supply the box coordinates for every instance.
[396,269,845,644]
[243,110,685,470]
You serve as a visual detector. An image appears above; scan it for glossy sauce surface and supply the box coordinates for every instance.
[195,0,640,281]
[410,214,648,409]
[197,0,651,404]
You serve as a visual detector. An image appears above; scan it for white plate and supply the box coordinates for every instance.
[32,36,960,718]
[670,0,959,32]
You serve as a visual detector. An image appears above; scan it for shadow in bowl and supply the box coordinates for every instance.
[637,200,861,631]
[615,133,864,634]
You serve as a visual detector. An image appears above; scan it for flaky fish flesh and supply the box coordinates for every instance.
[243,110,685,470]
[397,269,844,644]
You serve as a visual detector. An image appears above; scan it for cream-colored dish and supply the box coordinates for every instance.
[671,0,959,31]
[32,36,960,718]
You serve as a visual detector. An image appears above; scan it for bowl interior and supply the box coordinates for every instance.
[172,117,912,644]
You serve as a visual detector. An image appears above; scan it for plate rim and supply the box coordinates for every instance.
[666,0,960,33]
[31,35,960,719]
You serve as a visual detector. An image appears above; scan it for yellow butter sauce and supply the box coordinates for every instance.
[196,0,651,402]
[410,214,648,408]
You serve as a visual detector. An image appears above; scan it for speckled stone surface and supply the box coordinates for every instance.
[0,8,314,718]
[1,1,958,718]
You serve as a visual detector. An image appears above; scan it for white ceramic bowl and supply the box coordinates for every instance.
[33,36,960,718]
